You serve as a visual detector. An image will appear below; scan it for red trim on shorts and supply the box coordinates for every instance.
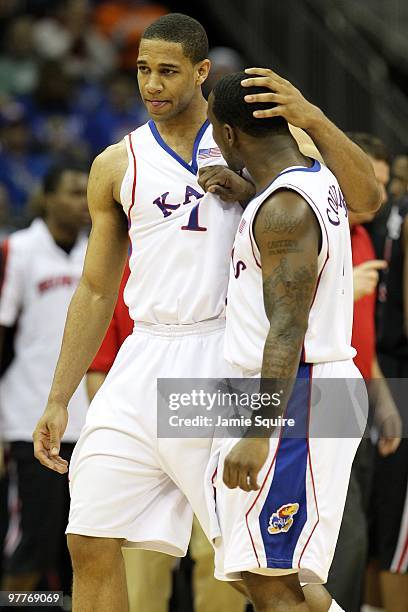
[127,133,137,224]
[298,365,320,569]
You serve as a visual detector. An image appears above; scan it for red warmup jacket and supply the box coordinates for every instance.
[89,262,133,373]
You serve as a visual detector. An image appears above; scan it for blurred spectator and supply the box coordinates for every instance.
[93,0,168,70]
[0,165,89,594]
[327,134,402,612]
[0,186,16,239]
[350,134,408,612]
[23,60,90,166]
[84,73,147,155]
[0,16,39,97]
[0,110,50,223]
[34,0,118,81]
[389,155,408,201]
[203,47,243,98]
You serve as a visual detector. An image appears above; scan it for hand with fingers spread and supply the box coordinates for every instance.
[223,438,269,492]
[198,166,255,204]
[241,67,323,130]
[353,260,387,301]
[33,402,69,474]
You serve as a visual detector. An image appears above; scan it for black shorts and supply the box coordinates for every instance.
[4,441,75,576]
[368,353,408,573]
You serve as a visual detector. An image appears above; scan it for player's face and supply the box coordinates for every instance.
[137,39,209,122]
[207,93,244,171]
[48,171,90,231]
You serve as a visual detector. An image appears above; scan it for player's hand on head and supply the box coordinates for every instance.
[223,438,269,492]
[353,260,387,301]
[33,403,69,473]
[198,166,255,203]
[241,67,323,129]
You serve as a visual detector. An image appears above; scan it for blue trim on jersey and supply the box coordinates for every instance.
[258,363,310,569]
[148,119,210,176]
[255,159,321,199]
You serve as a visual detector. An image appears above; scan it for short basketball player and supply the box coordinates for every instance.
[206,73,368,611]
[32,14,379,612]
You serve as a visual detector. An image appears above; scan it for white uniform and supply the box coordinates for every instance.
[67,120,242,554]
[212,160,368,582]
[0,219,88,442]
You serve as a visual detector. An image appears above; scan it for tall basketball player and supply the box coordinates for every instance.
[206,72,367,611]
[32,13,379,612]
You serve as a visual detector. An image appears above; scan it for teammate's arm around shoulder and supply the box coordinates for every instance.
[33,143,129,473]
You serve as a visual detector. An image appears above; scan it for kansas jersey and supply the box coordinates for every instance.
[225,159,356,373]
[120,120,242,324]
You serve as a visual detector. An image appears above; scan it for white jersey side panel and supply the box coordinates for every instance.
[120,121,242,324]
[225,160,355,373]
[0,219,88,441]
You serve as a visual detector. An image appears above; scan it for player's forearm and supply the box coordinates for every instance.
[306,110,381,213]
[48,280,117,406]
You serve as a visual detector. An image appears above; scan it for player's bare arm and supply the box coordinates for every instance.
[33,143,129,473]
[242,68,382,213]
[223,191,319,492]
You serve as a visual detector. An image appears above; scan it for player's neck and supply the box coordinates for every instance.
[45,218,79,247]
[153,94,208,142]
[244,136,310,192]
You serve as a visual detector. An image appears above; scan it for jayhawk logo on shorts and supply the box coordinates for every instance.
[268,503,300,535]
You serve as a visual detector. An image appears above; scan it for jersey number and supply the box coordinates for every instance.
[181,201,207,232]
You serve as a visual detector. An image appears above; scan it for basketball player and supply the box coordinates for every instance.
[206,72,368,611]
[0,166,89,591]
[32,14,380,612]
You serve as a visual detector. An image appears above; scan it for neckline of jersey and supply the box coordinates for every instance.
[148,119,210,175]
[254,158,321,199]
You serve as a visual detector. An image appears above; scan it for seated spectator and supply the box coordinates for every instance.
[93,0,168,71]
[33,0,118,81]
[22,61,90,166]
[0,109,50,223]
[84,73,147,155]
[0,16,39,97]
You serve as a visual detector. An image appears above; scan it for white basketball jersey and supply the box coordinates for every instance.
[0,219,89,442]
[225,160,356,373]
[120,120,242,324]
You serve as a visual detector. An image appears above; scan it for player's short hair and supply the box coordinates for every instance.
[43,165,87,194]
[142,13,209,64]
[212,71,289,137]
[347,133,390,164]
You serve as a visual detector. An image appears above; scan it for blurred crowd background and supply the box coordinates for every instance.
[0,1,408,612]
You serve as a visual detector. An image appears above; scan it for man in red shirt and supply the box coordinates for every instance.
[327,135,402,612]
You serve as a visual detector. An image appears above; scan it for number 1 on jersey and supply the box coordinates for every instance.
[181,201,207,232]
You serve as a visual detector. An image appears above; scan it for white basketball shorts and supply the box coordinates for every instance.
[211,359,368,583]
[66,319,239,556]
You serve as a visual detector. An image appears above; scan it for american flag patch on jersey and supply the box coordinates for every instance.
[238,218,247,233]
[198,147,222,159]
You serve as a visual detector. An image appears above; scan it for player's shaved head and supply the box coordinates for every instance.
[212,71,289,137]
[142,13,209,65]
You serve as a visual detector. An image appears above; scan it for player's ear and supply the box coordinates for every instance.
[196,59,211,86]
[224,124,236,148]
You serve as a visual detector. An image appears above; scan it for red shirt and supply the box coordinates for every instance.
[89,262,133,373]
[351,225,376,380]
